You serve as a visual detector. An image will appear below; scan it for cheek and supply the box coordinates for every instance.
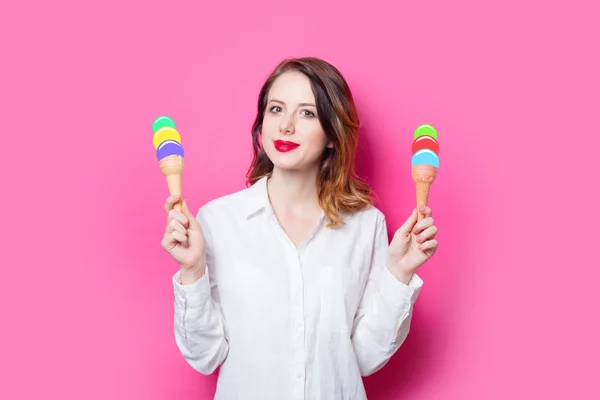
[305,126,328,148]
[261,114,278,133]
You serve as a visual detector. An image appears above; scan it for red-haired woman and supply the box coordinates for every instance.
[161,57,438,399]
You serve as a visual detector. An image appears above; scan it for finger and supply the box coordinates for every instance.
[170,231,189,247]
[164,195,182,213]
[166,219,187,235]
[396,209,418,236]
[182,200,201,231]
[418,239,438,251]
[419,206,432,218]
[161,231,177,251]
[168,209,190,230]
[416,225,438,243]
[165,195,181,213]
[412,217,434,235]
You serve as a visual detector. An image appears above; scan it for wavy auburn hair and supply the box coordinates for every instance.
[246,57,374,227]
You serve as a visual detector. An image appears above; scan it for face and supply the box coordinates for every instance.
[261,71,332,172]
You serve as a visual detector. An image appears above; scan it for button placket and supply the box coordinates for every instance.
[290,250,305,399]
[266,206,322,400]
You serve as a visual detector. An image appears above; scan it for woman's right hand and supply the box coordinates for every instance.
[161,195,207,271]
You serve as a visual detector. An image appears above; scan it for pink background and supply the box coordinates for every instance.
[1,0,598,398]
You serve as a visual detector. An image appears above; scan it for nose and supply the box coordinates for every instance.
[279,114,295,135]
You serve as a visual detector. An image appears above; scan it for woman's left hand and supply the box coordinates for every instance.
[386,206,438,284]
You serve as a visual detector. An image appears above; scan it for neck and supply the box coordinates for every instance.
[267,167,321,216]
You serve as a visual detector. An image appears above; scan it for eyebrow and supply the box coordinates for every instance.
[268,99,316,108]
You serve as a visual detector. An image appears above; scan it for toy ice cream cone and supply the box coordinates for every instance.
[153,116,185,211]
[411,124,439,221]
[159,155,185,211]
[412,165,437,221]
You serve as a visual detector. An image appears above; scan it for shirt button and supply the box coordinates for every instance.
[297,373,303,379]
[297,322,302,327]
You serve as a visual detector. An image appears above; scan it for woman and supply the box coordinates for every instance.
[161,57,438,399]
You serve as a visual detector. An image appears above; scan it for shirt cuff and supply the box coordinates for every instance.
[172,269,212,308]
[378,265,423,307]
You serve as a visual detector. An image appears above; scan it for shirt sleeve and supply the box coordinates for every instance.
[172,206,229,375]
[350,212,424,376]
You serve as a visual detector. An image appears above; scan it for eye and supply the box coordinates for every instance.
[301,110,316,117]
[269,106,282,113]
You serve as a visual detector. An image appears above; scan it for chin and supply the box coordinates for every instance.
[264,146,320,172]
[270,157,304,171]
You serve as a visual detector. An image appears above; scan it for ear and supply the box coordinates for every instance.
[326,141,334,149]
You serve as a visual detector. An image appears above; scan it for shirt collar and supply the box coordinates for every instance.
[243,175,330,223]
[243,175,271,218]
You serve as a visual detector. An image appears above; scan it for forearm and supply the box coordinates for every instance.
[390,268,414,285]
[173,267,229,375]
[179,261,206,285]
[352,266,423,376]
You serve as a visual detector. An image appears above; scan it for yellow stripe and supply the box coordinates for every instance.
[153,127,181,149]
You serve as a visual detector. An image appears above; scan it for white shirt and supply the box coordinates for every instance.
[172,175,423,399]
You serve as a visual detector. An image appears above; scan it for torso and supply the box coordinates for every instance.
[193,177,390,400]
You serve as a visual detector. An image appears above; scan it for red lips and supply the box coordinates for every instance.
[274,140,299,152]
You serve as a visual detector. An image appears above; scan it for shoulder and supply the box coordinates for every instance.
[196,184,254,221]
[339,204,387,235]
[346,203,386,225]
